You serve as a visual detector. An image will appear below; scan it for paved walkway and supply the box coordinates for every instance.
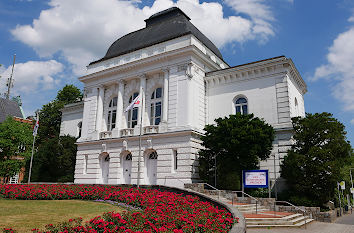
[247,221,354,233]
[336,212,354,225]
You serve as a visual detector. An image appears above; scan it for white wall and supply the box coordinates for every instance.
[74,132,201,188]
[60,103,84,137]
[287,75,305,118]
[207,75,280,125]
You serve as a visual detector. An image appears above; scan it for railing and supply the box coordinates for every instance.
[274,200,309,229]
[120,128,134,137]
[100,131,112,139]
[143,126,159,134]
[163,176,185,186]
[231,191,260,214]
[200,183,221,200]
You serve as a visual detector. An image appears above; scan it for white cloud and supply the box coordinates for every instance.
[313,16,354,113]
[0,60,64,94]
[224,0,275,41]
[351,119,354,125]
[11,0,276,76]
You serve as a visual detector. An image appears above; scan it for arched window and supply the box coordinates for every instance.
[235,97,248,115]
[294,97,299,116]
[77,122,82,138]
[126,153,132,160]
[150,87,162,125]
[107,97,117,131]
[128,92,139,128]
[149,151,158,159]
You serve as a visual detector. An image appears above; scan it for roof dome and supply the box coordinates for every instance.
[90,7,222,65]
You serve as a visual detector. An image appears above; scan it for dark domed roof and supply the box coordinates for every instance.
[90,7,223,65]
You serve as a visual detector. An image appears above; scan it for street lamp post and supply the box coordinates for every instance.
[350,168,354,207]
[214,153,217,188]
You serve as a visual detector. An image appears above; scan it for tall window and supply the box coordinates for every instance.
[150,87,162,125]
[107,97,117,131]
[294,97,299,116]
[128,92,139,128]
[78,122,82,138]
[235,97,248,115]
[172,149,178,172]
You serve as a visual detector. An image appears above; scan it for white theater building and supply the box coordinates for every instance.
[60,7,307,188]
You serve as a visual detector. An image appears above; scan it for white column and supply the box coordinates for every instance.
[162,68,169,123]
[116,80,124,134]
[138,75,147,126]
[78,88,91,142]
[96,85,104,133]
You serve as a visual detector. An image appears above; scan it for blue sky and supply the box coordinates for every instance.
[0,0,353,146]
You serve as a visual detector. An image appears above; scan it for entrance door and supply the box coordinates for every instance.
[123,153,132,184]
[147,151,158,185]
[101,155,110,184]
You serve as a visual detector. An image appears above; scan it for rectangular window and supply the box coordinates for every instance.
[112,110,116,129]
[173,150,178,172]
[236,106,241,113]
[107,111,111,130]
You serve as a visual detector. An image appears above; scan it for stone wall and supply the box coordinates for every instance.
[277,205,338,222]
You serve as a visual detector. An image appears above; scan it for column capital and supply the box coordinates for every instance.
[138,73,148,80]
[117,79,126,85]
[162,67,170,74]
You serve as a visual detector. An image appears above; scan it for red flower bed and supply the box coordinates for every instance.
[0,184,236,232]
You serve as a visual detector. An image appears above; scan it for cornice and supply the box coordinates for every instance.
[285,59,307,94]
[61,101,84,113]
[205,57,307,94]
[76,129,203,146]
[79,45,222,84]
[205,62,286,88]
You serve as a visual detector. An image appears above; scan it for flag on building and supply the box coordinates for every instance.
[33,114,39,136]
[125,95,141,112]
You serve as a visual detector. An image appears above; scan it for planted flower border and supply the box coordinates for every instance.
[0,184,236,232]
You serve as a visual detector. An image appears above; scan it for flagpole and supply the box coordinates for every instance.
[28,114,39,184]
[28,134,36,184]
[137,88,144,188]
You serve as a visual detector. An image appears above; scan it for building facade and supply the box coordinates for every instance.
[60,7,307,188]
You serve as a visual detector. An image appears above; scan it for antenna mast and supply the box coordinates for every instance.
[5,54,16,99]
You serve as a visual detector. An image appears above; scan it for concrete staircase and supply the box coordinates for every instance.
[187,185,314,229]
[231,202,314,228]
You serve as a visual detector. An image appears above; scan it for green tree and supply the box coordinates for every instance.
[30,135,77,182]
[0,117,33,183]
[280,112,352,207]
[199,114,275,190]
[38,84,83,141]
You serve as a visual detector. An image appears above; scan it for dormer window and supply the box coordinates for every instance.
[107,97,117,131]
[150,88,162,125]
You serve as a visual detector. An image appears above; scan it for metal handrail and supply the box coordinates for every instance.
[200,183,221,199]
[274,200,309,229]
[231,191,259,214]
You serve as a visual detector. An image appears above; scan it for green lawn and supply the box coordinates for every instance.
[0,199,124,232]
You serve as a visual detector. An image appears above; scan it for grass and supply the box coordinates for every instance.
[0,199,124,232]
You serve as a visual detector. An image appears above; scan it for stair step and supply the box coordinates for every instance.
[198,190,315,229]
[246,218,314,228]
